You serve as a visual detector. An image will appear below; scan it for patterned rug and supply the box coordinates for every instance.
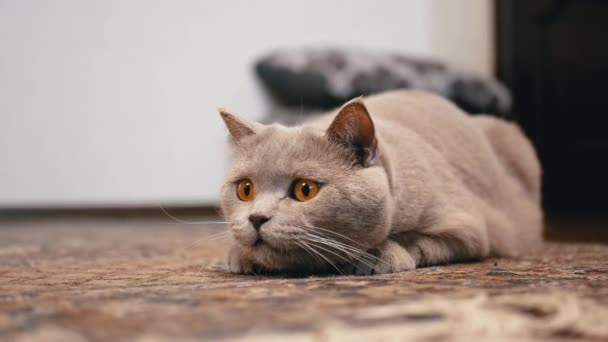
[1,219,607,341]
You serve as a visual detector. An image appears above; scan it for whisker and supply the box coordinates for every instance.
[298,240,343,275]
[180,238,210,252]
[159,205,232,225]
[302,230,381,263]
[303,233,380,268]
[304,237,379,274]
[306,224,368,249]
[207,231,232,241]
[305,239,351,263]
[295,241,322,264]
[178,231,232,252]
[305,236,376,270]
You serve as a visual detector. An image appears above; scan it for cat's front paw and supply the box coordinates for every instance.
[350,240,416,275]
[226,246,254,274]
[375,240,416,274]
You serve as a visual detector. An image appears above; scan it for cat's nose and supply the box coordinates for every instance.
[248,215,270,231]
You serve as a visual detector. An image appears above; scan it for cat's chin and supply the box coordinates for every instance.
[248,240,298,255]
[245,242,316,271]
[229,240,344,275]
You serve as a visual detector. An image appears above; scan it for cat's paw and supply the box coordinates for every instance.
[350,240,416,275]
[226,246,254,274]
[375,240,416,274]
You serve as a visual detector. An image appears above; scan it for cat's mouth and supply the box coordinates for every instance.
[252,236,265,247]
[250,235,292,252]
[248,232,301,253]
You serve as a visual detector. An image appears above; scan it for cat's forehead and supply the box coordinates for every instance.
[227,125,349,181]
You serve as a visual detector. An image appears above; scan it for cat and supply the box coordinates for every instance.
[219,90,542,275]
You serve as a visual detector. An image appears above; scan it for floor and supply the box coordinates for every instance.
[1,217,607,341]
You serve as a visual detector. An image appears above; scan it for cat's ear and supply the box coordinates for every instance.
[326,97,377,166]
[218,108,258,143]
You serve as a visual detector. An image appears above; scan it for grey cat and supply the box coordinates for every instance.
[219,90,542,275]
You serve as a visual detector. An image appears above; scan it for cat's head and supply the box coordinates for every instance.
[219,98,392,274]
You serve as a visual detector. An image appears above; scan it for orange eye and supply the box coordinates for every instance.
[236,179,254,201]
[292,179,320,202]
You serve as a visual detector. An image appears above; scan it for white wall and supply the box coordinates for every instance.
[0,0,493,208]
[430,0,494,77]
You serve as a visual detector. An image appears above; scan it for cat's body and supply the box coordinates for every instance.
[220,90,542,274]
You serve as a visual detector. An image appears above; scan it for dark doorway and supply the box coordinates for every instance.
[496,0,608,213]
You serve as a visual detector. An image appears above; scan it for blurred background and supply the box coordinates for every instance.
[0,0,494,208]
[1,0,607,229]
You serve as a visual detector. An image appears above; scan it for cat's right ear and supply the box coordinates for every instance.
[218,108,257,143]
[326,97,377,166]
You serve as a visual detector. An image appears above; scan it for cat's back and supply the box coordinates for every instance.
[365,90,501,196]
[363,89,484,148]
[314,90,498,172]
[318,89,489,152]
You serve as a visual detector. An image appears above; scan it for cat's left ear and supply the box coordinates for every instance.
[218,108,258,143]
[326,97,377,166]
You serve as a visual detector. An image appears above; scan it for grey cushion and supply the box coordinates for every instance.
[255,48,511,117]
